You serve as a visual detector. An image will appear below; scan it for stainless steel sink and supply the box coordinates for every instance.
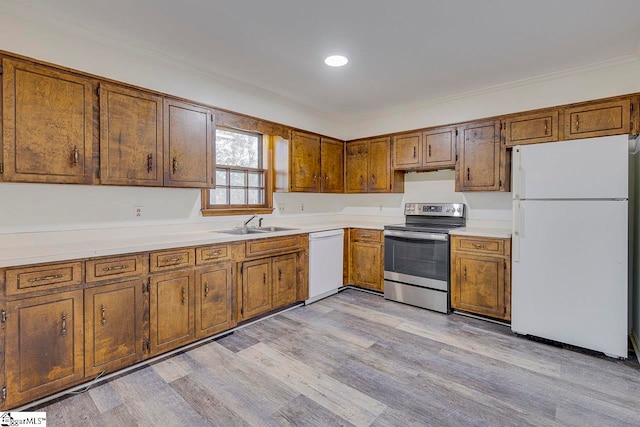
[215,226,299,235]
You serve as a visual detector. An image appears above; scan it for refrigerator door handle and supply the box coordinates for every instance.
[513,199,520,262]
[513,147,521,200]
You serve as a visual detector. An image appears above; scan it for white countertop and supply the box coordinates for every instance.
[449,227,512,239]
[0,214,400,268]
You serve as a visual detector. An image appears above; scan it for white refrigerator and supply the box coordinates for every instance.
[511,135,629,358]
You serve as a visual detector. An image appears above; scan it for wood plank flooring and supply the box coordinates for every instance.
[36,289,640,426]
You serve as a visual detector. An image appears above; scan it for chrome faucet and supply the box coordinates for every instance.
[258,217,264,228]
[243,215,257,228]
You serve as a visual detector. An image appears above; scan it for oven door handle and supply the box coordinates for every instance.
[383,230,448,241]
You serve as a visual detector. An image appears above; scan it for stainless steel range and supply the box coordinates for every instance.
[384,203,465,313]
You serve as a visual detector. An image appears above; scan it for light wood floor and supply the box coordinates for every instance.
[38,289,640,426]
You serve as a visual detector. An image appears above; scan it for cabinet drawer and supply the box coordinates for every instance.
[5,261,83,296]
[453,236,505,256]
[563,99,631,140]
[86,254,148,282]
[245,236,300,258]
[196,244,229,264]
[150,248,195,272]
[351,229,382,243]
[505,110,559,146]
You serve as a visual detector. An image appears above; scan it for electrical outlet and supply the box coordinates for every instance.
[134,206,144,219]
[300,203,305,212]
[280,204,286,212]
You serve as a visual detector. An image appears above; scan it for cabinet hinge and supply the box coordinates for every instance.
[499,179,502,188]
[631,103,634,113]
[240,306,244,316]
[1,387,5,401]
[1,310,6,323]
[455,129,458,136]
[0,65,3,75]
[97,87,100,96]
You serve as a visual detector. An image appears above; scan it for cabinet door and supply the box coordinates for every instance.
[195,262,234,338]
[164,99,215,188]
[505,110,559,147]
[456,121,501,191]
[320,137,344,193]
[272,254,297,308]
[241,258,272,320]
[149,270,195,355]
[393,133,422,169]
[563,99,631,140]
[84,279,145,376]
[424,127,456,168]
[290,131,320,192]
[451,254,507,320]
[4,290,84,408]
[368,137,391,192]
[2,58,93,184]
[99,83,163,186]
[345,142,368,193]
[350,241,382,291]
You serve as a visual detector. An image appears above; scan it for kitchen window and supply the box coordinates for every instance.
[201,128,273,216]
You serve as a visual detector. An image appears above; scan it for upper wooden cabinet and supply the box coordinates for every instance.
[163,99,215,188]
[99,83,163,186]
[505,110,559,147]
[1,58,93,184]
[456,120,509,192]
[393,127,455,171]
[320,137,344,192]
[346,137,403,193]
[563,99,631,140]
[290,131,321,192]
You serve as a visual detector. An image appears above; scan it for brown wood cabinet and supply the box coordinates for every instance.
[149,270,195,355]
[2,58,93,184]
[563,99,631,140]
[450,235,511,321]
[505,110,559,147]
[4,290,84,408]
[320,137,344,193]
[393,133,422,169]
[456,120,509,192]
[99,83,164,186]
[240,258,272,320]
[195,262,234,338]
[163,99,215,188]
[393,127,455,171]
[346,137,403,193]
[84,279,145,376]
[290,131,321,192]
[349,229,383,291]
[272,253,298,307]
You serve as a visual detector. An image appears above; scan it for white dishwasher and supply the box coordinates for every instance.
[307,229,344,304]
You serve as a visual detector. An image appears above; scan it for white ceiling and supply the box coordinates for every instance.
[8,0,640,121]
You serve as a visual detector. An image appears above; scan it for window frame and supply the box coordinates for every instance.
[201,128,274,216]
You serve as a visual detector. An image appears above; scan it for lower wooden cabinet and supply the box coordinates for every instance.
[450,236,511,321]
[84,279,146,376]
[149,270,195,355]
[195,262,234,338]
[4,290,84,408]
[273,254,297,307]
[349,229,384,291]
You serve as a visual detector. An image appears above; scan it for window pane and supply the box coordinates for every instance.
[216,129,260,168]
[210,188,228,205]
[230,188,246,205]
[248,172,262,187]
[216,169,227,186]
[230,170,246,186]
[248,189,263,205]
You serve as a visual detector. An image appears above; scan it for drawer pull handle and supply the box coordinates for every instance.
[413,146,416,158]
[163,256,183,265]
[28,274,63,283]
[371,174,375,185]
[61,312,67,337]
[101,304,107,326]
[575,115,579,131]
[181,287,186,305]
[278,268,282,282]
[428,145,432,157]
[372,255,375,264]
[467,168,471,181]
[472,243,486,249]
[204,282,210,298]
[103,265,127,272]
[73,146,79,165]
[360,234,372,238]
[463,266,467,280]
[172,157,178,174]
[544,119,548,135]
[263,273,267,285]
[147,154,153,173]
[204,251,222,260]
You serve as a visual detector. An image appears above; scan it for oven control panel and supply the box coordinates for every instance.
[404,203,465,217]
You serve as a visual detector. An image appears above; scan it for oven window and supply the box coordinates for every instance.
[384,236,449,281]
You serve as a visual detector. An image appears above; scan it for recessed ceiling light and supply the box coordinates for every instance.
[324,55,348,67]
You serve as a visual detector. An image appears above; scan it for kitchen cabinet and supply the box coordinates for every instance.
[195,262,234,338]
[290,131,321,192]
[240,258,272,320]
[272,254,297,307]
[84,279,145,376]
[4,290,84,408]
[505,110,559,147]
[349,229,383,291]
[99,83,164,186]
[456,120,509,192]
[149,270,195,355]
[450,235,511,321]
[320,137,344,193]
[163,99,215,188]
[393,127,455,171]
[562,99,631,140]
[346,138,403,193]
[1,57,93,184]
